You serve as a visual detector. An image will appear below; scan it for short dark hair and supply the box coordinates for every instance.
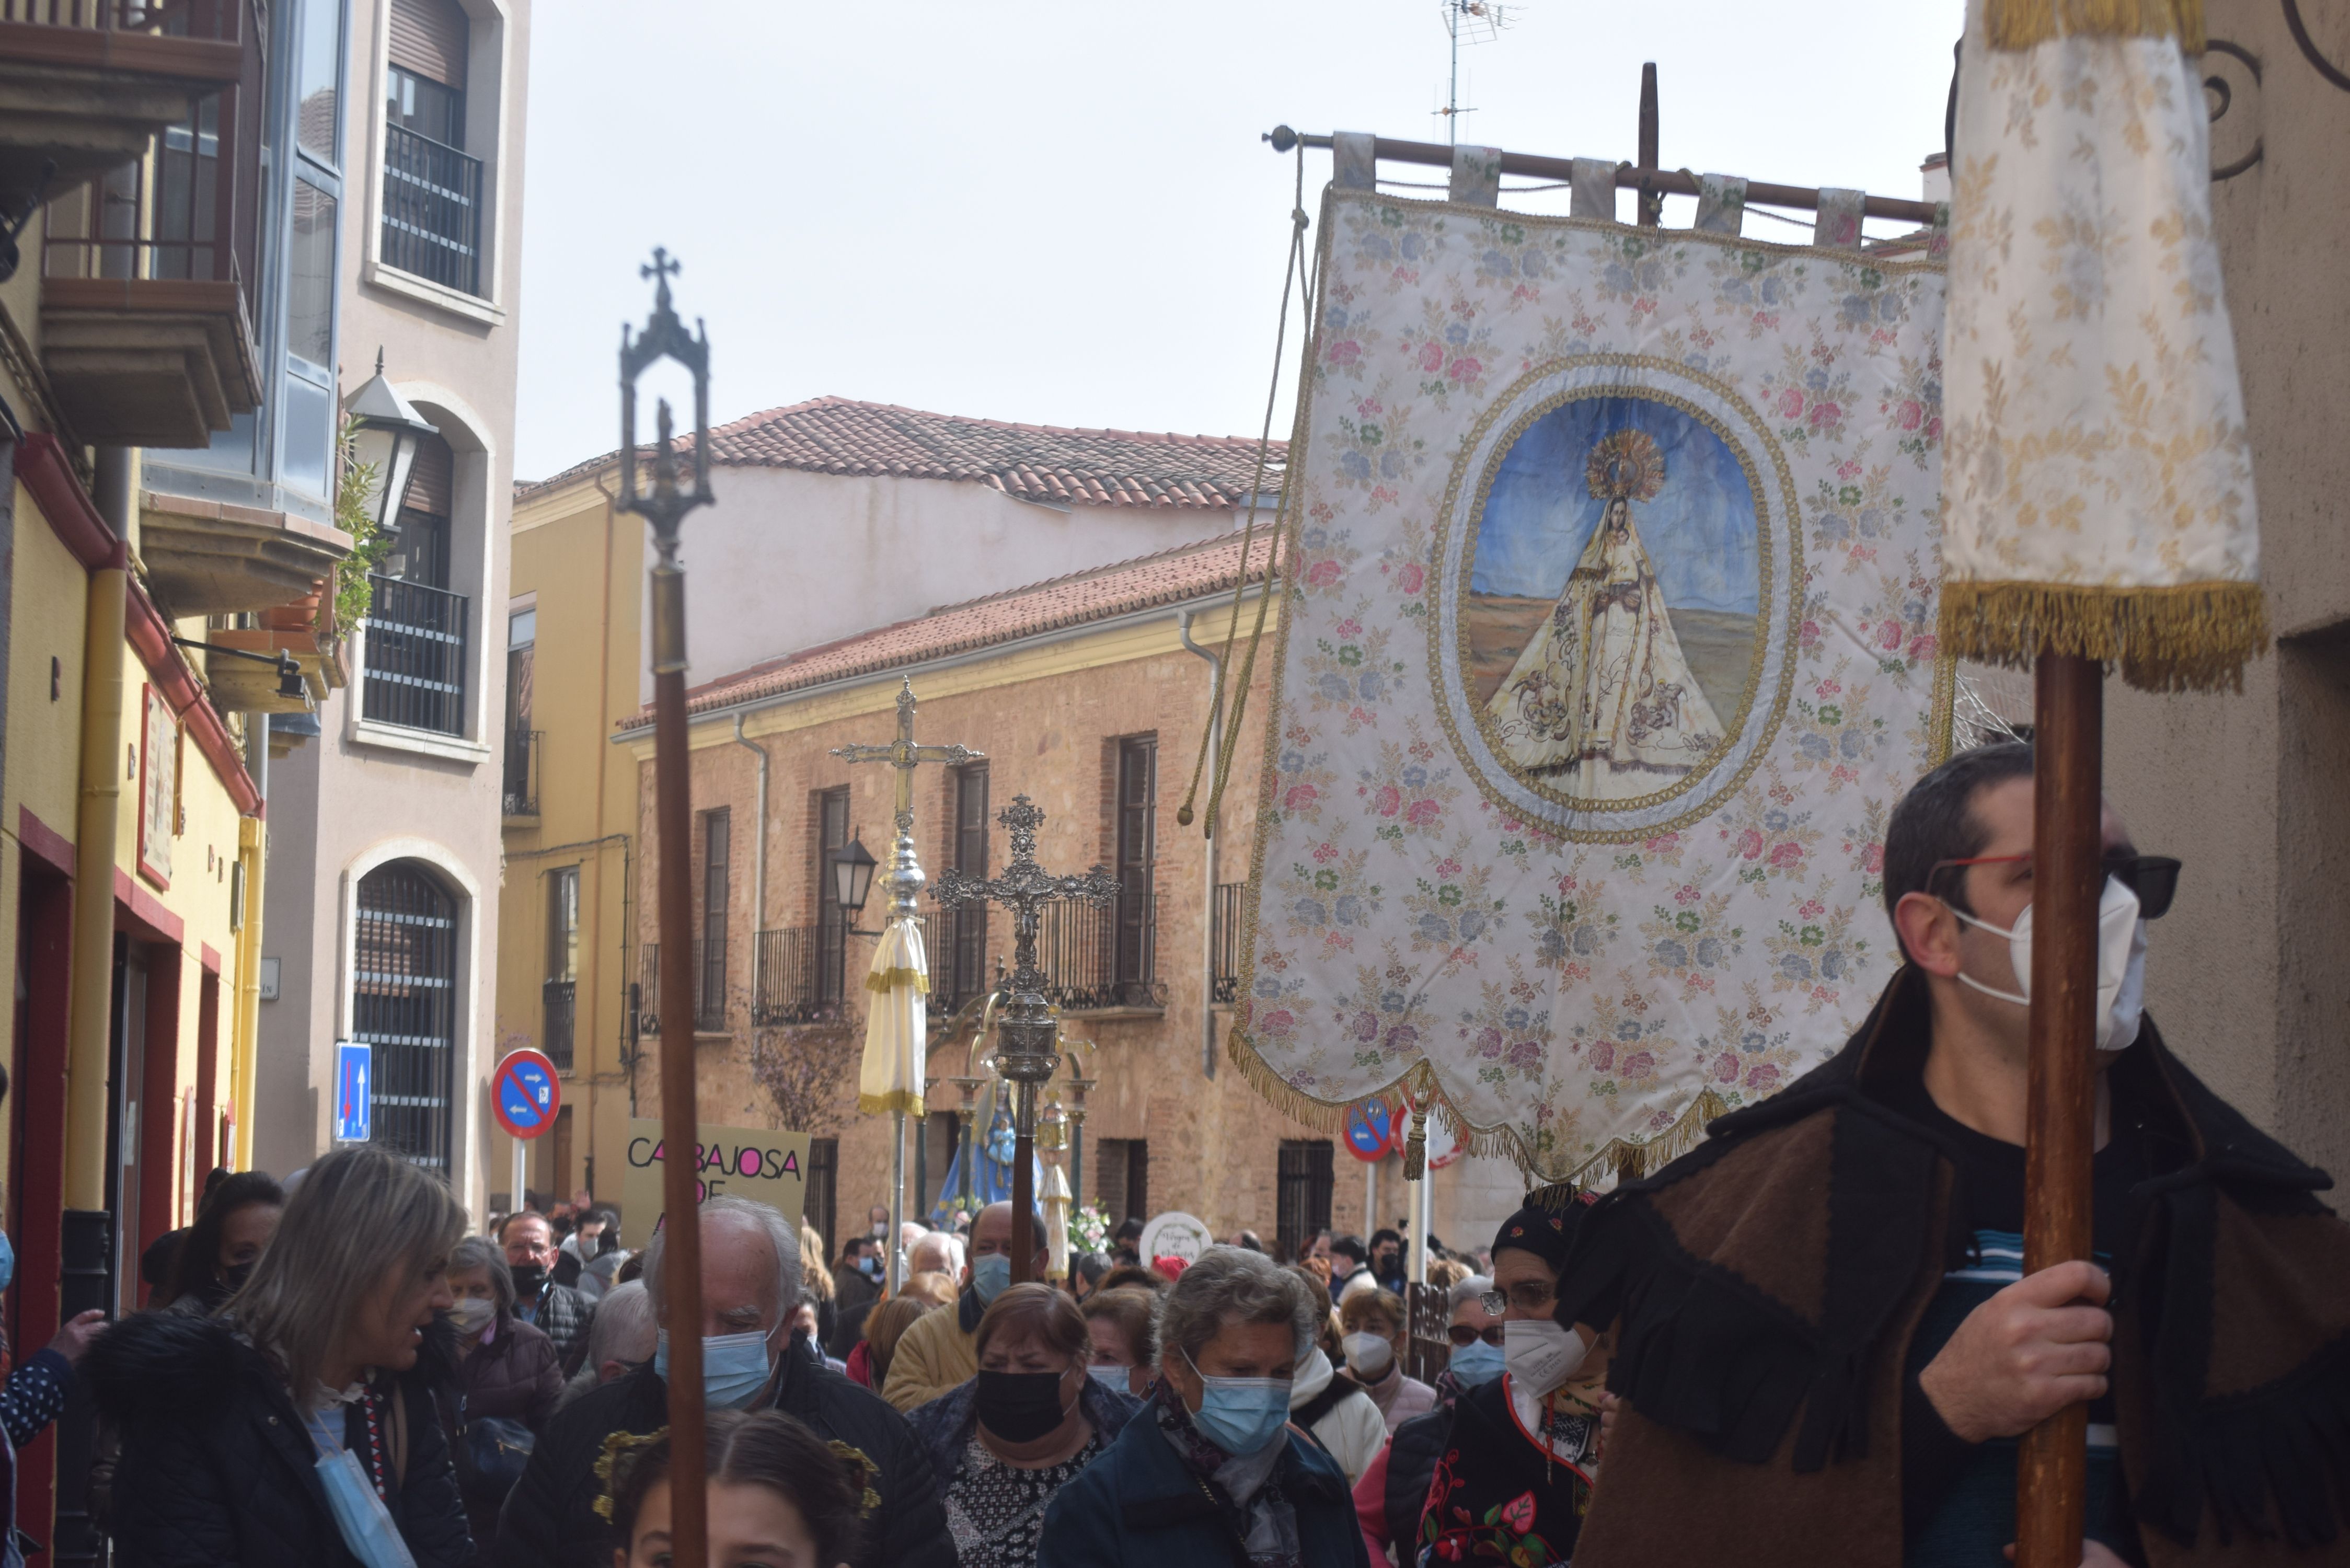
[1113,1217,1145,1243]
[1883,741,2037,954]
[1330,1233,1367,1264]
[1370,1228,1403,1251]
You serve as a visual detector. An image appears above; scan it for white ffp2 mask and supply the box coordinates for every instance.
[1951,876,2146,1051]
[1502,1318,1586,1396]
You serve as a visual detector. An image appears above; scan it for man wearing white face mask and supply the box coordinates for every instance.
[1413,1194,1606,1567]
[886,1200,1052,1413]
[497,1194,955,1568]
[1561,741,2350,1568]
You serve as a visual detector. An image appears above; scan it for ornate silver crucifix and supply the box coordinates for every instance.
[934,795,1118,1283]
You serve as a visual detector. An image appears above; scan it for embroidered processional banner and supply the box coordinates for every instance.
[1234,186,1953,1183]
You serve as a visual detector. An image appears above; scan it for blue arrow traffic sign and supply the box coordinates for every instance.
[492,1048,561,1140]
[333,1041,372,1143]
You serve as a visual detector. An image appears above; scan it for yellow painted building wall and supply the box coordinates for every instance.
[498,480,643,1209]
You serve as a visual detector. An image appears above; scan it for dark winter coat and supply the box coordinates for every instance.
[518,1282,594,1377]
[1561,964,2350,1568]
[905,1372,1142,1482]
[85,1308,474,1568]
[442,1313,563,1544]
[1034,1405,1369,1568]
[494,1339,954,1568]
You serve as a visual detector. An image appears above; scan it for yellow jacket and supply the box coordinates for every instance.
[881,1290,979,1412]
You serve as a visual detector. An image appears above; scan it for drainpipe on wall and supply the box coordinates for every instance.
[233,719,268,1170]
[1178,609,1224,1081]
[732,715,768,933]
[65,451,132,1210]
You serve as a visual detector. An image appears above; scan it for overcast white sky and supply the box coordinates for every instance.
[513,1,1966,483]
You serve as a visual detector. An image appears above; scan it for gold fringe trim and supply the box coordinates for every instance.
[1224,1019,1737,1187]
[1985,0,2204,52]
[1938,579,2268,694]
[863,965,930,996]
[858,1089,925,1120]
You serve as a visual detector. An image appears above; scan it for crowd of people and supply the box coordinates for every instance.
[5,748,2349,1564]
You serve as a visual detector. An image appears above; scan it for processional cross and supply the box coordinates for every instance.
[832,677,981,1291]
[832,677,984,921]
[934,795,1118,1283]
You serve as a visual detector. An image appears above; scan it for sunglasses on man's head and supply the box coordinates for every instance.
[1927,851,2181,920]
[1446,1323,1506,1347]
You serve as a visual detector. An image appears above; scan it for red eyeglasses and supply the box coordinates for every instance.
[1926,851,2180,920]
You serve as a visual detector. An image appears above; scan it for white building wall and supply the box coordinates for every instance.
[642,464,1260,702]
[254,0,529,1217]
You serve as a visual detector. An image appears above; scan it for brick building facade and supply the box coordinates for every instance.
[615,532,1448,1256]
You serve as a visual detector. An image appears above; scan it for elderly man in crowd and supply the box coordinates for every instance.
[501,1209,596,1375]
[498,1195,952,1568]
[551,1277,655,1413]
[884,1201,1049,1413]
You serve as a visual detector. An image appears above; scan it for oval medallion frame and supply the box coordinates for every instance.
[1429,354,1804,842]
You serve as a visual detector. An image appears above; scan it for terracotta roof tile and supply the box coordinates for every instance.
[523,396,1285,509]
[626,529,1278,729]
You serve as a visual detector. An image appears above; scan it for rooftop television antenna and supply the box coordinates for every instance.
[1437,1,1516,145]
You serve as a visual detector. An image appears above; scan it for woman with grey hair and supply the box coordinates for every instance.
[441,1233,563,1542]
[88,1145,475,1566]
[1035,1245,1369,1568]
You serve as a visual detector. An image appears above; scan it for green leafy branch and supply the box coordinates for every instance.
[332,417,395,635]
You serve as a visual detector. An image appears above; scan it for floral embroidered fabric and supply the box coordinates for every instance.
[942,1433,1101,1568]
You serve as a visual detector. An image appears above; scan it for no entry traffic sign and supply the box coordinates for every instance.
[492,1048,561,1140]
[1343,1099,1394,1163]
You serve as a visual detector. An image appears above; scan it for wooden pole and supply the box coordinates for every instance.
[1637,62,1662,227]
[651,561,707,1568]
[1011,1082,1037,1285]
[2014,652,2103,1568]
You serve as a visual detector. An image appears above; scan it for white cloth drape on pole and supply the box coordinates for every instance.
[858,917,927,1120]
[1940,0,2265,690]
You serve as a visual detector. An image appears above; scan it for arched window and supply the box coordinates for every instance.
[354,860,458,1171]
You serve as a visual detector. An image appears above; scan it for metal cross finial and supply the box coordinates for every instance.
[641,245,682,307]
[618,247,714,570]
[933,795,1119,1080]
[831,677,984,921]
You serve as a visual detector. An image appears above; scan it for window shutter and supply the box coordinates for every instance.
[388,0,469,88]
[404,434,454,517]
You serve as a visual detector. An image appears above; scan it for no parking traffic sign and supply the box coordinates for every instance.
[492,1048,561,1140]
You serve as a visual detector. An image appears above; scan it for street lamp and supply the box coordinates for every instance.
[344,348,439,539]
[830,836,879,929]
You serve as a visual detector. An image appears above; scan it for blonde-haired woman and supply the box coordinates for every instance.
[90,1146,475,1567]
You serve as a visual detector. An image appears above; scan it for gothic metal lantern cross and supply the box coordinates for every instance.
[618,246,717,1568]
[934,795,1118,1283]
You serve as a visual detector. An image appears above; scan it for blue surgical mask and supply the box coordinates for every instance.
[972,1252,1011,1305]
[654,1329,774,1411]
[1087,1363,1133,1396]
[0,1229,17,1295]
[1182,1348,1292,1456]
[1447,1338,1505,1389]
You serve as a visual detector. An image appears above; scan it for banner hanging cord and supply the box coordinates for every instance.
[1177,143,1312,838]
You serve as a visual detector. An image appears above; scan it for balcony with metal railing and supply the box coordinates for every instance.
[362,575,470,736]
[381,122,483,297]
[502,728,540,820]
[1037,892,1165,1013]
[542,978,574,1071]
[638,940,725,1034]
[751,926,840,1027]
[1212,881,1245,1004]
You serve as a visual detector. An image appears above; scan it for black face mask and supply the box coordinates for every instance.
[975,1369,1073,1444]
[221,1261,255,1295]
[508,1263,548,1300]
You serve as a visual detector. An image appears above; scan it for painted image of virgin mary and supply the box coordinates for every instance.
[1484,429,1725,795]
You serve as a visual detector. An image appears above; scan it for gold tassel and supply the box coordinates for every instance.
[1984,0,2204,52]
[1938,579,2268,694]
[1403,1108,1428,1181]
[857,1089,925,1119]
